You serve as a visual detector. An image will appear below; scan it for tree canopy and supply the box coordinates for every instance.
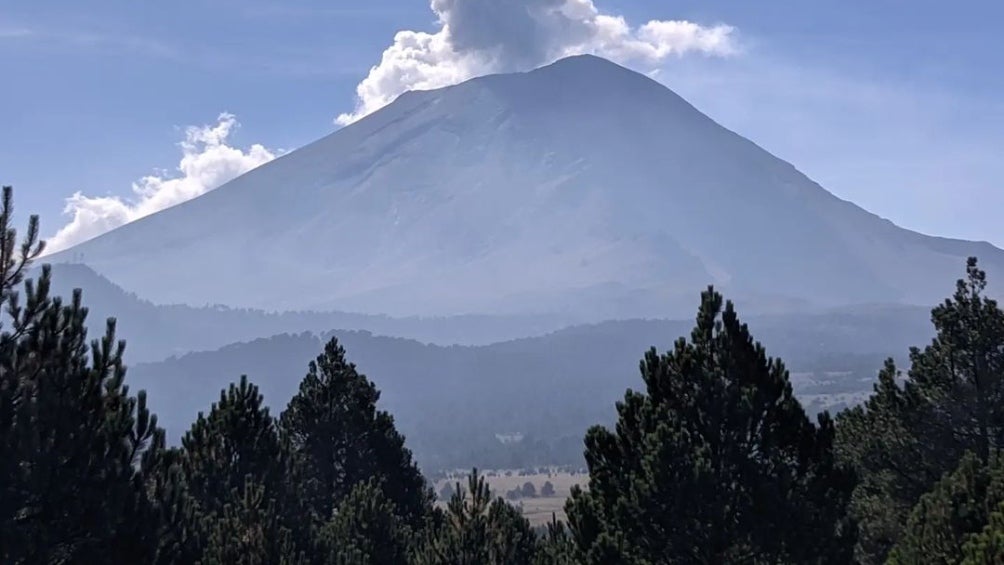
[565,287,857,564]
[838,257,1004,562]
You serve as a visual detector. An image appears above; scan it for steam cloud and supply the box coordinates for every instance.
[336,0,737,124]
[47,2,736,251]
[47,114,276,253]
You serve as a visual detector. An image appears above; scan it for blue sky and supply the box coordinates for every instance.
[3,0,1003,248]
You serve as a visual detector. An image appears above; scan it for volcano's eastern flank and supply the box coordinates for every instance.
[46,55,1004,318]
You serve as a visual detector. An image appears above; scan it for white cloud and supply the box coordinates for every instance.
[336,0,737,125]
[46,113,275,253]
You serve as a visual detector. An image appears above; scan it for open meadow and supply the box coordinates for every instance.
[435,470,587,527]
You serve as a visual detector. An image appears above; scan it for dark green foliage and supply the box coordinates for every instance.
[888,452,1004,564]
[180,375,304,557]
[0,186,44,301]
[962,501,1004,564]
[837,258,1004,563]
[198,478,306,565]
[540,481,555,497]
[415,469,537,565]
[146,447,203,564]
[834,360,924,561]
[182,375,292,516]
[0,187,172,564]
[319,479,410,565]
[534,514,576,565]
[280,337,432,530]
[566,287,857,564]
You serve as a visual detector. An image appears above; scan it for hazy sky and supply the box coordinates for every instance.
[3,0,1002,249]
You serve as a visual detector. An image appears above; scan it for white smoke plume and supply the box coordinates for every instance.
[337,0,737,124]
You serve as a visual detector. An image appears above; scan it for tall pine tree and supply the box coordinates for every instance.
[180,375,304,558]
[565,287,857,564]
[0,186,167,563]
[280,337,432,533]
[838,257,1004,563]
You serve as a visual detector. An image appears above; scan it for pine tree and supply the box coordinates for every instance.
[888,452,1004,564]
[280,337,432,532]
[145,447,203,564]
[180,375,302,557]
[319,479,410,565]
[199,477,306,565]
[182,376,289,514]
[565,287,857,564]
[834,360,924,562]
[0,185,47,546]
[415,469,537,565]
[837,257,1004,563]
[962,500,1004,564]
[534,514,576,565]
[0,187,167,563]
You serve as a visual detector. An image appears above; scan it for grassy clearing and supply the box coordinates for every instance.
[434,470,587,526]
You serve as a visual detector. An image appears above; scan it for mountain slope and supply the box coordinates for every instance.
[47,55,1004,318]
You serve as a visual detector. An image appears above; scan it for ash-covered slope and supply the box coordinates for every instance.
[47,55,1004,318]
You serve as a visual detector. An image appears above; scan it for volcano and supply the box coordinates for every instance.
[46,55,1004,318]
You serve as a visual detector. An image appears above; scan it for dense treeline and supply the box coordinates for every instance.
[129,309,931,472]
[2,185,1003,563]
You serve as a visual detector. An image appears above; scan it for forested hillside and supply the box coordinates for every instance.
[126,305,930,470]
